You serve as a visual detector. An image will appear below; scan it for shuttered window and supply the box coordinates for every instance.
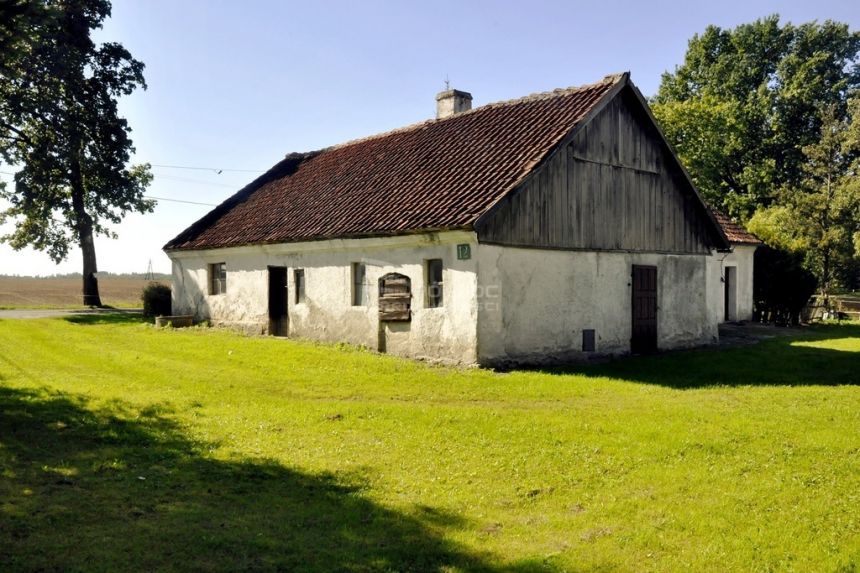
[379,273,411,321]
[426,259,443,308]
[352,263,368,306]
[209,263,226,295]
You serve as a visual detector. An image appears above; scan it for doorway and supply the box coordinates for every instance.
[631,265,658,354]
[268,266,288,336]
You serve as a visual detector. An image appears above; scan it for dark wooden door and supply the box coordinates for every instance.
[631,265,657,354]
[268,266,288,336]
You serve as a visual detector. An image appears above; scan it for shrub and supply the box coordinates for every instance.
[753,246,817,325]
[141,282,171,318]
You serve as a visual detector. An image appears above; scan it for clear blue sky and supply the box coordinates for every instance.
[1,0,857,275]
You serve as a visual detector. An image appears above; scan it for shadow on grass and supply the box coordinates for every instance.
[0,386,550,572]
[542,324,860,389]
[61,311,146,326]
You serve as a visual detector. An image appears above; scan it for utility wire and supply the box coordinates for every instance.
[145,195,217,207]
[3,164,265,176]
[150,164,265,174]
[153,173,237,188]
[2,167,240,207]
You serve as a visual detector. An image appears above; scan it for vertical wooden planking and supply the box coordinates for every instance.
[648,172,654,251]
[476,89,718,254]
[588,158,594,248]
[674,173,681,250]
[615,164,622,249]
[584,161,594,247]
[557,144,568,244]
[538,166,549,245]
[609,99,620,166]
[569,145,579,246]
[620,167,628,249]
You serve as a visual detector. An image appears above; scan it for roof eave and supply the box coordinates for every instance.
[163,224,477,253]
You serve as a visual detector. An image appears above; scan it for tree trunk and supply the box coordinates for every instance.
[79,225,101,307]
[70,161,102,307]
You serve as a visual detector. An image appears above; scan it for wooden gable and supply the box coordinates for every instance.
[475,86,728,254]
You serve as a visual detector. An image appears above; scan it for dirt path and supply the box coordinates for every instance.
[717,322,809,347]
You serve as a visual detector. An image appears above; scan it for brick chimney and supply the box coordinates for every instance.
[435,89,472,119]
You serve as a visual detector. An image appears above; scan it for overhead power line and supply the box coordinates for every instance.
[145,195,217,207]
[150,164,265,174]
[153,173,237,188]
[4,164,266,176]
[2,166,241,207]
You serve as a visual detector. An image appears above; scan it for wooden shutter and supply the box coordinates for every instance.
[378,273,411,321]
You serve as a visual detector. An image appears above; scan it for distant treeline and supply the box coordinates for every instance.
[0,272,171,280]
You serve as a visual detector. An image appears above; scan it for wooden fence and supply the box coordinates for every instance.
[803,295,860,322]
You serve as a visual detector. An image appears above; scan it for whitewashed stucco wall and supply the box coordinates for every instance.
[706,244,757,323]
[168,231,480,363]
[169,233,742,366]
[475,245,717,365]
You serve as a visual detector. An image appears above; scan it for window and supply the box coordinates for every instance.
[294,269,305,304]
[426,259,443,308]
[379,273,411,321]
[352,262,368,306]
[209,262,226,295]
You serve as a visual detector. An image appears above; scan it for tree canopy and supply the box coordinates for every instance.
[652,15,860,221]
[748,100,860,293]
[653,15,860,297]
[0,0,152,305]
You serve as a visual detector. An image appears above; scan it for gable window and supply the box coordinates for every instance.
[294,269,305,304]
[209,263,227,295]
[352,262,368,306]
[426,259,443,308]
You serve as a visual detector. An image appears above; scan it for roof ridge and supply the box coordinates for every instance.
[291,73,628,156]
[471,72,628,111]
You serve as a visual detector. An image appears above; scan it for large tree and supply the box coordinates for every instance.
[652,16,860,220]
[0,0,45,67]
[0,0,152,305]
[748,100,860,296]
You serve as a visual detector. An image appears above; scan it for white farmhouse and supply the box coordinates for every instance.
[165,73,759,365]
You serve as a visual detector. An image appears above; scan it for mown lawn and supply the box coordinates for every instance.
[0,316,858,572]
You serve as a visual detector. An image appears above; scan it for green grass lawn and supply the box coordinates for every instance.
[0,316,858,572]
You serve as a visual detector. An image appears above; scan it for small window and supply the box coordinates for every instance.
[426,259,443,308]
[294,269,305,304]
[352,262,368,306]
[209,262,226,295]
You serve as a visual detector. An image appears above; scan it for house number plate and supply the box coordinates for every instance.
[456,244,471,260]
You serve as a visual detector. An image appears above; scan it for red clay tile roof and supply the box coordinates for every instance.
[710,210,761,245]
[165,74,626,251]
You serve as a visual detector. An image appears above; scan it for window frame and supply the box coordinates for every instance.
[294,268,305,304]
[426,258,444,308]
[209,262,227,295]
[352,262,368,306]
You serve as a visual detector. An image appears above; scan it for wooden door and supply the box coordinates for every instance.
[268,266,288,336]
[631,265,657,354]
